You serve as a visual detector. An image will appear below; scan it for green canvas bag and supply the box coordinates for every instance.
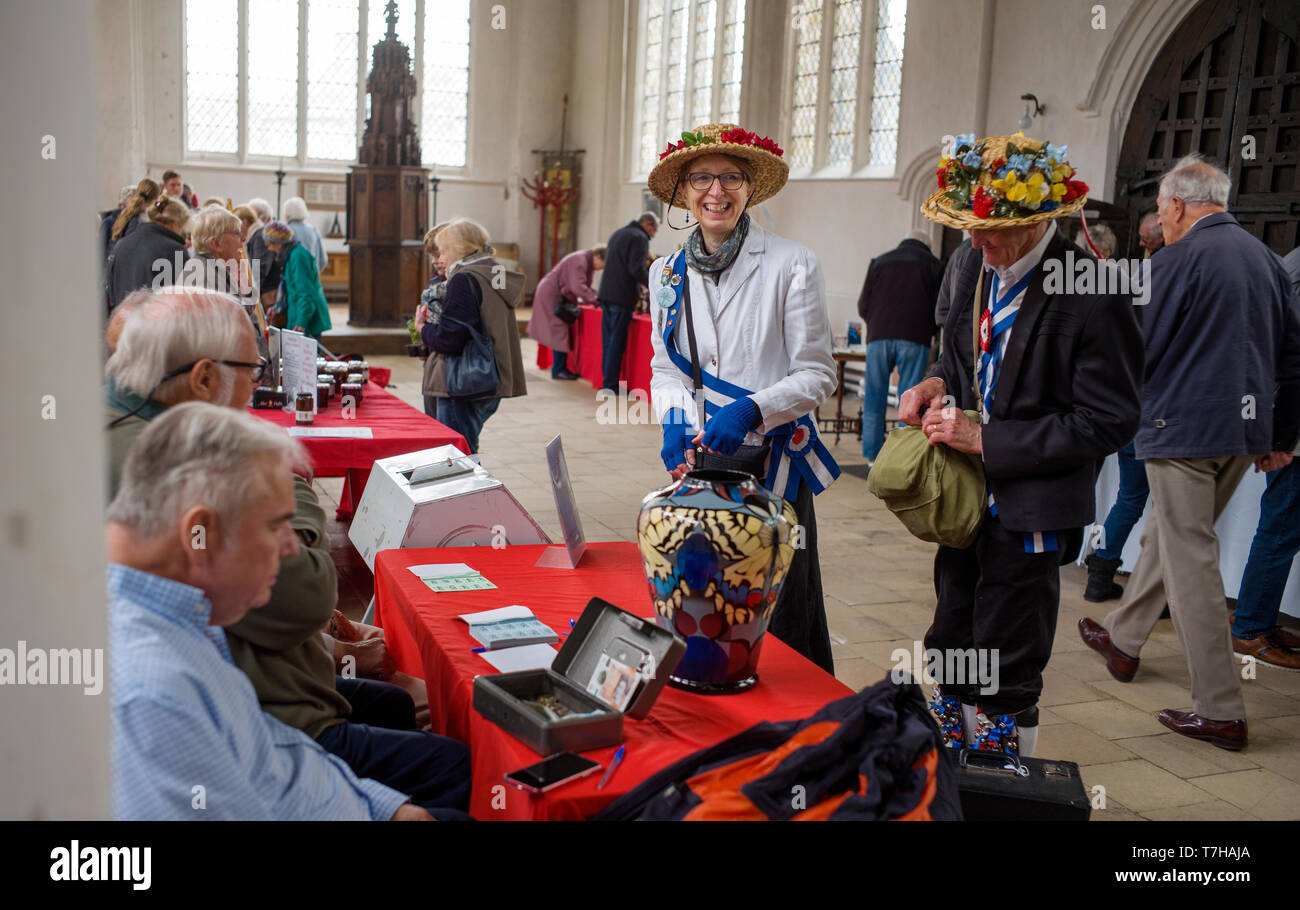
[866,269,988,549]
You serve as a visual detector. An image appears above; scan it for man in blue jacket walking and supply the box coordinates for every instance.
[1080,156,1300,751]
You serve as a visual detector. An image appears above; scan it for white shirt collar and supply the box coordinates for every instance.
[985,222,1057,286]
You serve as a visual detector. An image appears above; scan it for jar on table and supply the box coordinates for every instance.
[295,391,315,425]
[341,381,363,406]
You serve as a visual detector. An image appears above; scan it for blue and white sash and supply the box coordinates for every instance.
[657,250,840,502]
[978,266,1057,554]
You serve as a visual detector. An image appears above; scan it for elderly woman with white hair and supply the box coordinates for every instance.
[413,217,526,453]
[181,206,256,301]
[282,196,328,274]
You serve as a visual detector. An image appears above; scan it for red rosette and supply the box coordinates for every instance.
[972,185,995,218]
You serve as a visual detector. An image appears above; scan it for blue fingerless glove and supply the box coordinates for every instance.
[660,408,692,471]
[699,398,762,456]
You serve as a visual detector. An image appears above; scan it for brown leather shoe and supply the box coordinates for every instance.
[1078,617,1139,682]
[1157,708,1247,751]
[1233,630,1300,671]
[1271,626,1300,649]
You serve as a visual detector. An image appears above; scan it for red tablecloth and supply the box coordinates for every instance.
[251,381,467,518]
[374,542,853,820]
[536,305,654,400]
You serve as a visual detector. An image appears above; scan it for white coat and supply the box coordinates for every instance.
[649,221,837,440]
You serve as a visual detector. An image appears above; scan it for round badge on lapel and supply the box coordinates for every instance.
[656,286,678,309]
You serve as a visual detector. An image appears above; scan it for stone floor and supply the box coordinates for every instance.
[312,340,1300,821]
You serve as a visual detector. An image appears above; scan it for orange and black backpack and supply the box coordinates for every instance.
[595,675,961,821]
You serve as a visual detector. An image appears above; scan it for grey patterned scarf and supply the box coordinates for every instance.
[685,212,750,275]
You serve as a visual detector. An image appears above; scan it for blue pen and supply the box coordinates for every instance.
[597,745,626,790]
[471,646,486,653]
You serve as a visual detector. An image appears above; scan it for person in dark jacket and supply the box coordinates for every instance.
[857,231,942,460]
[106,195,190,312]
[415,218,527,454]
[901,133,1143,758]
[597,213,658,393]
[1082,156,1300,750]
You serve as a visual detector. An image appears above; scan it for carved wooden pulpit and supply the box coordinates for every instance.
[347,1,429,326]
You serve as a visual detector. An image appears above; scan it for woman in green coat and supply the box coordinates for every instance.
[264,220,331,341]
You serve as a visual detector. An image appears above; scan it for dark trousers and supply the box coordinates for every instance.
[926,514,1072,716]
[436,396,501,454]
[1097,440,1150,560]
[1232,460,1300,639]
[769,482,835,675]
[599,302,634,392]
[551,350,569,377]
[335,676,416,730]
[315,721,473,820]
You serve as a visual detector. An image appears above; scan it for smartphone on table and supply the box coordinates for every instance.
[504,752,601,794]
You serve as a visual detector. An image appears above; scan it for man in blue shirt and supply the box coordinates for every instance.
[106,402,444,820]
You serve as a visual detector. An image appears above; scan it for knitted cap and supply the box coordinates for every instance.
[264,221,294,243]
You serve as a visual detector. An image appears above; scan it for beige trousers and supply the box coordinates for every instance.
[1103,455,1253,721]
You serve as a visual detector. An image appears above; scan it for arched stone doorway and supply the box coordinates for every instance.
[1115,0,1299,254]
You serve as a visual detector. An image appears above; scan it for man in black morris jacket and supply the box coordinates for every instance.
[900,138,1143,757]
[597,212,658,393]
[1081,157,1300,751]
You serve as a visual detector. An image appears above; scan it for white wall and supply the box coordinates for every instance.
[2,0,111,820]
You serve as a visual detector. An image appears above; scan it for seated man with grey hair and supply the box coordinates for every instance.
[1080,154,1300,749]
[108,402,445,819]
[106,289,472,811]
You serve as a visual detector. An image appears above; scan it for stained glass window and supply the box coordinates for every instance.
[718,0,744,123]
[422,0,470,167]
[826,0,861,167]
[183,0,470,168]
[307,0,359,161]
[247,0,300,158]
[185,0,238,154]
[636,0,746,176]
[787,0,906,172]
[867,0,907,166]
[789,0,823,170]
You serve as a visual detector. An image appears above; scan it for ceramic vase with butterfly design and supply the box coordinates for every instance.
[636,469,798,693]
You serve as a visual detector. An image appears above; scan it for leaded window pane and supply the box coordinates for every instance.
[247,0,299,158]
[185,0,238,154]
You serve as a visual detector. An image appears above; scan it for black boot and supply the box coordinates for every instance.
[1084,554,1124,602]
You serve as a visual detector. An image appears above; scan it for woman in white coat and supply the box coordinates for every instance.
[647,122,840,673]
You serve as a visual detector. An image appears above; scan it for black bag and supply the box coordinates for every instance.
[680,270,771,480]
[947,748,1091,821]
[555,296,581,324]
[443,277,500,399]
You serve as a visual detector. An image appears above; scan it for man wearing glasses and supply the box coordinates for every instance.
[104,287,472,815]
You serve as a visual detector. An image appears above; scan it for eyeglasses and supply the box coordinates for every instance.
[106,356,269,430]
[163,356,268,383]
[685,172,747,192]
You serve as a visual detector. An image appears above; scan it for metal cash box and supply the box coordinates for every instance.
[472,597,685,756]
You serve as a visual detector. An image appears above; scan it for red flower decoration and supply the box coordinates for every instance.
[717,127,784,158]
[936,166,949,189]
[1061,178,1089,202]
[990,157,1006,172]
[972,185,995,218]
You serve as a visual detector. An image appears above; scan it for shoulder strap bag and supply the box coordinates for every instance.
[442,275,501,399]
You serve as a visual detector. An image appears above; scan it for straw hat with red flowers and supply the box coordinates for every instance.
[647,122,789,208]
